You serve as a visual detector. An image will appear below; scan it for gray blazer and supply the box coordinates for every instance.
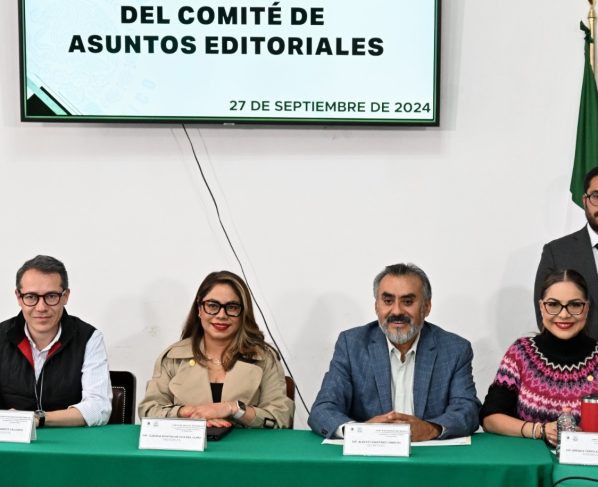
[534,227,598,339]
[308,321,480,439]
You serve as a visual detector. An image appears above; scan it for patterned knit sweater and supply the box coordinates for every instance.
[480,331,598,423]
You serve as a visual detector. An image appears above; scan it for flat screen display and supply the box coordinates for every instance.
[19,0,441,126]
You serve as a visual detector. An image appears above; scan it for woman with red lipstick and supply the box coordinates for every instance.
[138,271,294,428]
[480,269,598,445]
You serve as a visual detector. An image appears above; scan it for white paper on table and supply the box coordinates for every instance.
[323,436,471,447]
[0,410,35,443]
[559,431,598,465]
[343,423,411,457]
[414,436,471,446]
[139,417,207,452]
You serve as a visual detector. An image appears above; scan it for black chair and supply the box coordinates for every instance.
[285,376,295,429]
[285,376,295,401]
[109,371,136,425]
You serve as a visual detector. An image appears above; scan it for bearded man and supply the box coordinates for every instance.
[534,166,598,339]
[308,263,480,441]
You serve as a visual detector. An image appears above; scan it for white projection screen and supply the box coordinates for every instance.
[19,0,441,126]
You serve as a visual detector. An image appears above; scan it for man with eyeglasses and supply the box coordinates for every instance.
[0,255,112,427]
[535,166,598,339]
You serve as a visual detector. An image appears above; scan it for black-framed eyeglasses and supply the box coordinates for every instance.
[18,290,67,307]
[542,300,587,316]
[200,300,243,317]
[584,192,598,207]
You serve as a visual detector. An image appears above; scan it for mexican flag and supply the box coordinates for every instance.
[570,21,598,207]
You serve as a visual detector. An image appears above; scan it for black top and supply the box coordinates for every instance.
[534,330,596,364]
[210,383,223,403]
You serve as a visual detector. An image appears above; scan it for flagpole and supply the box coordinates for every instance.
[590,0,596,71]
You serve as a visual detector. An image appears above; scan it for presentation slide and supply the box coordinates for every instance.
[19,0,440,125]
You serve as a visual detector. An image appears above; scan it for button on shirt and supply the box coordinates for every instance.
[24,324,113,426]
[387,332,420,415]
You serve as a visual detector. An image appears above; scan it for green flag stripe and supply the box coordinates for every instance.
[570,22,598,207]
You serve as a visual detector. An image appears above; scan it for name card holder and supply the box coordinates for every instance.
[560,431,598,465]
[139,418,207,452]
[343,422,410,457]
[0,410,35,443]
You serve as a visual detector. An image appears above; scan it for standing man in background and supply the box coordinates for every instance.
[535,167,598,339]
[0,255,112,426]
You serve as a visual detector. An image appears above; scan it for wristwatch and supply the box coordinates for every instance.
[232,400,246,420]
[34,409,46,428]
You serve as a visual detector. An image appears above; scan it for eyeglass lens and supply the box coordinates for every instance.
[543,301,585,316]
[20,292,64,306]
[201,300,242,317]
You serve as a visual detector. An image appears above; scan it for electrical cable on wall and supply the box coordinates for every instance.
[181,124,310,416]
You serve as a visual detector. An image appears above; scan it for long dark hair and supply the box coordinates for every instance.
[181,270,278,370]
[539,269,589,334]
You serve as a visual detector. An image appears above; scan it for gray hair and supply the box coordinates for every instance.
[16,255,69,290]
[373,263,432,302]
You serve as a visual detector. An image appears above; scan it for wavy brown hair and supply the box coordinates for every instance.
[181,270,278,370]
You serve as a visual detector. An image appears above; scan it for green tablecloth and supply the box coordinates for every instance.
[0,427,553,487]
[552,453,598,486]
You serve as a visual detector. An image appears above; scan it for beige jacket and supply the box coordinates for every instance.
[138,338,294,428]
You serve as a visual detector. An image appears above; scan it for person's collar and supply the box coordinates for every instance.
[535,329,595,362]
[24,322,62,352]
[386,329,421,359]
[586,223,598,247]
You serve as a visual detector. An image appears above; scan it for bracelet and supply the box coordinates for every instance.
[541,423,546,440]
[520,421,529,438]
[532,422,539,440]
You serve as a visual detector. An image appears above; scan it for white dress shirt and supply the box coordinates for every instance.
[387,332,420,415]
[587,224,598,273]
[24,324,113,426]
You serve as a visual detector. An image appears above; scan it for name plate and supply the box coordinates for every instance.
[0,410,35,443]
[139,418,207,452]
[343,423,410,457]
[560,431,598,465]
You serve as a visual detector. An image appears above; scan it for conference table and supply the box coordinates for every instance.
[0,426,558,487]
[552,455,598,487]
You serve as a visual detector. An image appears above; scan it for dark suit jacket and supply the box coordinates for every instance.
[307,321,481,439]
[534,227,598,339]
